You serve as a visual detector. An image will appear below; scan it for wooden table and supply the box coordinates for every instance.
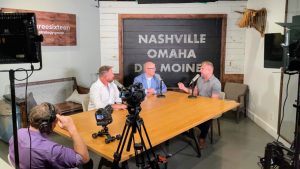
[54,91,239,163]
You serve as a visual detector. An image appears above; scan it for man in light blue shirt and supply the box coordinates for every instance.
[134,61,167,95]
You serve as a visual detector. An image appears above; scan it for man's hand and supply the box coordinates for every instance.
[56,114,90,164]
[177,82,189,93]
[56,114,77,133]
[112,104,127,110]
[147,88,155,95]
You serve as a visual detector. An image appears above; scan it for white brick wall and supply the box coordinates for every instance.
[99,1,247,74]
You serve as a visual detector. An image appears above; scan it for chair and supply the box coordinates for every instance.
[81,95,89,112]
[209,92,225,144]
[7,154,14,168]
[224,82,249,123]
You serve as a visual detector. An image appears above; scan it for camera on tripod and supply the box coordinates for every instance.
[120,82,146,109]
[92,105,121,144]
[112,82,165,169]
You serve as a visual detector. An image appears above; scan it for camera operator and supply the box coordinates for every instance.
[9,103,92,169]
[88,65,127,110]
[134,61,167,95]
[178,61,221,149]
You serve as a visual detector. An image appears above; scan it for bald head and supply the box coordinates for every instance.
[143,61,156,77]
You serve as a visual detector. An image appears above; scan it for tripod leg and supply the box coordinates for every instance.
[139,123,161,169]
[112,122,132,168]
[126,124,135,152]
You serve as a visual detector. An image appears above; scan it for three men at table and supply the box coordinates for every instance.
[90,61,221,149]
[178,61,221,148]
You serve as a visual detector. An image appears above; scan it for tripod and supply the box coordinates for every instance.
[112,105,161,169]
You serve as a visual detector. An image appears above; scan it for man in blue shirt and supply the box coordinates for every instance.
[9,103,92,169]
[134,61,167,95]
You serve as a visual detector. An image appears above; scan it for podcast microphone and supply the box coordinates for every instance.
[114,80,125,90]
[189,74,200,86]
[155,74,166,98]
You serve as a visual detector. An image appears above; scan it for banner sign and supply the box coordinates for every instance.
[119,14,227,87]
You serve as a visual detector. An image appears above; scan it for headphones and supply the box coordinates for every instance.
[38,102,57,134]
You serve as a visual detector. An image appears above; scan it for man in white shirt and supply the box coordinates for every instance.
[88,66,127,110]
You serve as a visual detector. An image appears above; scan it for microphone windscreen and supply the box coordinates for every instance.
[114,80,124,89]
[189,74,200,86]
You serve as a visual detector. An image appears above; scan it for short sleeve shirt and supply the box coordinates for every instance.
[196,75,221,97]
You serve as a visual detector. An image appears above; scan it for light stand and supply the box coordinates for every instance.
[0,62,42,169]
[0,12,43,169]
[156,80,165,98]
[292,72,300,168]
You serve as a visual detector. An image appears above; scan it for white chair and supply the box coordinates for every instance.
[81,95,89,112]
[7,154,14,168]
[209,92,225,144]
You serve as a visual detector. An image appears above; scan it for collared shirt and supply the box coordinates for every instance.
[133,73,167,94]
[146,77,152,89]
[196,75,221,97]
[88,78,122,110]
[9,128,82,169]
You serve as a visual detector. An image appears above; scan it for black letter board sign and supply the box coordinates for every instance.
[119,14,227,88]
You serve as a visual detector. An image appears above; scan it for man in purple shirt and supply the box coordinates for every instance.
[9,103,91,169]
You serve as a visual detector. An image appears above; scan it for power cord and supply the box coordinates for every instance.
[14,64,34,81]
[277,74,291,142]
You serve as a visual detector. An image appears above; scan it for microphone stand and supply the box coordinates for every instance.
[188,82,197,99]
[157,80,165,98]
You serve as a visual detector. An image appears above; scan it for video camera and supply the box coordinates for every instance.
[120,82,146,109]
[93,105,121,143]
[95,105,113,126]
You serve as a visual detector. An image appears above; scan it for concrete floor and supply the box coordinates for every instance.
[0,114,273,169]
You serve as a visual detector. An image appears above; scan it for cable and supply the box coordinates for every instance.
[277,74,291,142]
[14,64,34,81]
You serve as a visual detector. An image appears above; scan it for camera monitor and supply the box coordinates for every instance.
[264,33,284,68]
[0,13,42,64]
